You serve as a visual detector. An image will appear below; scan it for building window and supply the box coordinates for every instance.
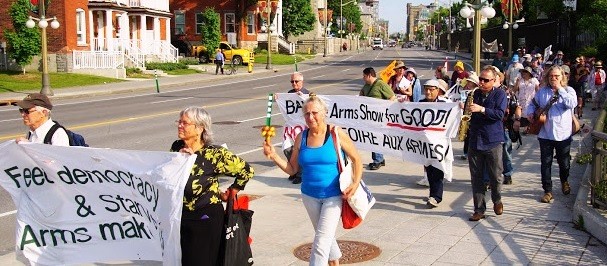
[175,11,185,35]
[225,13,235,33]
[246,12,255,35]
[76,9,86,45]
[196,13,204,34]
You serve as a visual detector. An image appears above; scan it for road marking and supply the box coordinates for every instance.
[0,118,22,123]
[238,113,282,123]
[341,69,350,72]
[313,75,326,79]
[252,85,274,90]
[0,57,362,140]
[149,97,193,104]
[0,210,16,218]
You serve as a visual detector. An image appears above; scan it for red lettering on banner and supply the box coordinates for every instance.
[283,125,305,140]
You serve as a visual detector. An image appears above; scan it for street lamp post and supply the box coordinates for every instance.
[339,0,357,52]
[259,0,277,69]
[502,0,522,58]
[26,0,60,96]
[459,0,495,73]
[323,0,328,57]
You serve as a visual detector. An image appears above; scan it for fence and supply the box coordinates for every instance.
[591,110,607,209]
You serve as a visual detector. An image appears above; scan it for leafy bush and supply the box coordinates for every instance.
[179,58,199,65]
[126,67,142,75]
[146,62,188,71]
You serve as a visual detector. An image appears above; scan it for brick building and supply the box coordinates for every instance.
[0,0,176,78]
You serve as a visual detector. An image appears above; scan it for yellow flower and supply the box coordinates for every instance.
[210,195,220,204]
[192,179,202,195]
[209,182,220,193]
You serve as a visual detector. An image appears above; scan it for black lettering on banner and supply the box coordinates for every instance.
[399,108,453,128]
[405,138,447,162]
[99,194,159,229]
[285,100,304,114]
[343,127,379,145]
[382,135,404,150]
[384,108,400,123]
[359,104,384,122]
[4,166,54,188]
[75,195,96,217]
[329,103,359,119]
[20,224,91,250]
[99,217,151,240]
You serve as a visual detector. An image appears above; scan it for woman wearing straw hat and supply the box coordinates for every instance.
[514,67,540,129]
[587,60,605,110]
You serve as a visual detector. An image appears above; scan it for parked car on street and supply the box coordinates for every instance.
[192,42,254,65]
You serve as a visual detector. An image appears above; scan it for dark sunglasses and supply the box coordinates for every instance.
[18,108,36,115]
[290,80,301,84]
[478,77,494,83]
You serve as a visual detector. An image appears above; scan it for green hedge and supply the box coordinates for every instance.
[146,62,189,71]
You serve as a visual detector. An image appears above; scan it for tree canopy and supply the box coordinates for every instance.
[199,7,221,57]
[282,0,315,40]
[4,0,41,68]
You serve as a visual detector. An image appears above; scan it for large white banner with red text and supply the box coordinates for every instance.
[0,141,196,265]
[275,93,461,180]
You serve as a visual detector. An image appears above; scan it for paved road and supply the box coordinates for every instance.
[0,47,606,265]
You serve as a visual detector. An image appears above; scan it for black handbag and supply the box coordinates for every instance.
[221,191,254,266]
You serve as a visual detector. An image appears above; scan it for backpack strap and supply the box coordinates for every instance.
[44,122,61,145]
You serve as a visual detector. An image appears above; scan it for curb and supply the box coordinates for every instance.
[573,163,607,244]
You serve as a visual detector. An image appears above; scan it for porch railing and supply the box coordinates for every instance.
[92,37,176,65]
[88,0,168,11]
[591,110,607,209]
[73,51,124,69]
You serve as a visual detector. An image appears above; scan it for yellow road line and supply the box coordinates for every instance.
[0,78,358,141]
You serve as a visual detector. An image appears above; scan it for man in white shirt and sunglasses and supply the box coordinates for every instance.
[15,93,69,146]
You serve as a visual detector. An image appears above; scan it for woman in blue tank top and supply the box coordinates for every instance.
[263,94,363,265]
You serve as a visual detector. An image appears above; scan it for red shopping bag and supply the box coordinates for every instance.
[341,200,362,229]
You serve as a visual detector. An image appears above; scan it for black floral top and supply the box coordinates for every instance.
[171,140,254,220]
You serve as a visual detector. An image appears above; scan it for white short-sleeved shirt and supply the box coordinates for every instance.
[28,119,70,146]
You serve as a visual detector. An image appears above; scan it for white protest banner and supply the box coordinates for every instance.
[0,141,196,265]
[276,93,461,180]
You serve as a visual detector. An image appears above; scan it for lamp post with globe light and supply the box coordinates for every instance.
[258,0,278,70]
[26,0,60,96]
[459,0,495,73]
[339,0,357,52]
[502,0,523,58]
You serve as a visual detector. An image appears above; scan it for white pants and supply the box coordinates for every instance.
[301,194,342,265]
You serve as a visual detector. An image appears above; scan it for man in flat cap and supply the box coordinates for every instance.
[15,93,69,146]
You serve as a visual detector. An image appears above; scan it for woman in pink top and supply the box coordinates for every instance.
[514,67,539,128]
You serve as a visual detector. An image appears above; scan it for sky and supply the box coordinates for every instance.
[379,0,435,34]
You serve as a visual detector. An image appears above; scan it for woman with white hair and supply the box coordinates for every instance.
[171,106,254,265]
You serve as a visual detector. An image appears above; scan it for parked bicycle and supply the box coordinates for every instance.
[226,60,238,75]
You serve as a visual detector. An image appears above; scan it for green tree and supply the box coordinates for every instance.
[577,0,607,58]
[282,0,315,40]
[200,7,221,59]
[4,0,41,71]
[329,0,362,36]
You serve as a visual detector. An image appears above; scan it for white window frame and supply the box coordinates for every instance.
[224,13,235,33]
[174,11,185,35]
[76,8,86,45]
[246,12,255,35]
[195,13,204,34]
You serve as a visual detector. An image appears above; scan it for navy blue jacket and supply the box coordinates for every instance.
[468,87,507,151]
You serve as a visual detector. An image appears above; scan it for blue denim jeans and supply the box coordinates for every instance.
[371,152,384,164]
[502,130,513,177]
[539,137,572,193]
[425,165,444,202]
[301,194,342,265]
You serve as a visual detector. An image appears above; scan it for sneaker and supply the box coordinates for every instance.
[562,181,571,195]
[369,163,381,170]
[416,177,430,187]
[292,176,302,184]
[540,192,553,203]
[427,197,439,207]
[288,175,296,181]
[379,160,386,166]
[503,176,512,185]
